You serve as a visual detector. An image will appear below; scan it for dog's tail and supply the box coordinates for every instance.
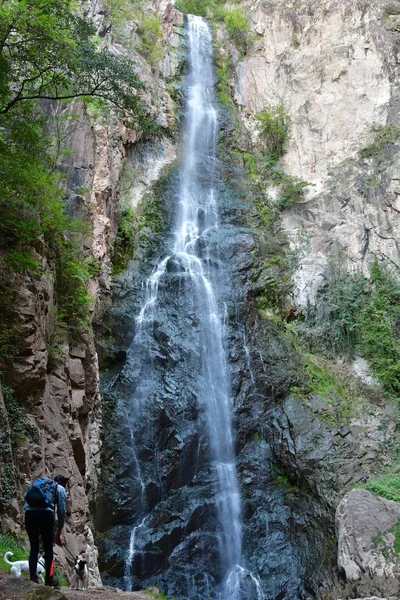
[3,551,15,565]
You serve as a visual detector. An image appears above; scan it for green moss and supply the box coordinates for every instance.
[112,181,167,275]
[138,192,166,236]
[144,586,177,600]
[385,3,400,16]
[395,523,400,552]
[215,45,234,107]
[272,465,299,492]
[332,68,348,83]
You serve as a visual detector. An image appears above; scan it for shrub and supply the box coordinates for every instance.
[137,15,163,66]
[55,245,93,334]
[174,0,227,17]
[264,165,309,208]
[223,7,250,51]
[358,261,400,394]
[297,250,369,358]
[0,383,33,504]
[112,205,136,275]
[295,254,400,395]
[0,277,20,366]
[360,123,400,160]
[300,354,366,423]
[256,103,291,163]
[0,534,29,565]
[215,47,233,106]
[174,0,208,16]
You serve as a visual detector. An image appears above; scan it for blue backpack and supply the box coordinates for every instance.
[24,478,58,508]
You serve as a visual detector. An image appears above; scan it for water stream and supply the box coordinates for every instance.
[107,15,263,600]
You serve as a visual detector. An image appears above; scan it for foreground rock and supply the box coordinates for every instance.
[335,489,400,598]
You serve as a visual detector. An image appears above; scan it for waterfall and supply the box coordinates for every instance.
[171,16,243,586]
[110,15,263,600]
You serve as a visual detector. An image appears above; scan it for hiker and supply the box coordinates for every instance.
[24,474,67,586]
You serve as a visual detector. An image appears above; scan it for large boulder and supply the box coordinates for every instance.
[336,488,400,597]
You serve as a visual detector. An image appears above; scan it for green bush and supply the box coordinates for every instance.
[0,97,99,344]
[0,279,20,365]
[256,103,291,163]
[0,0,157,350]
[360,123,400,160]
[223,6,250,51]
[137,15,163,66]
[215,46,233,106]
[174,0,226,17]
[264,165,309,208]
[293,354,367,424]
[112,188,166,275]
[0,383,32,504]
[112,205,136,275]
[296,255,400,395]
[297,250,368,358]
[0,534,29,568]
[0,534,68,584]
[358,261,400,394]
[174,0,208,16]
[55,246,93,334]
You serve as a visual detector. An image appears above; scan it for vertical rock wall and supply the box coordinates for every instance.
[0,0,183,586]
[233,0,400,306]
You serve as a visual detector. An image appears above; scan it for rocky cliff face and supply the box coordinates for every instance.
[234,0,400,307]
[0,0,183,585]
[1,0,398,598]
[94,68,398,600]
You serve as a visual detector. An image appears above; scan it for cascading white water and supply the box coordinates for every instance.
[122,15,263,599]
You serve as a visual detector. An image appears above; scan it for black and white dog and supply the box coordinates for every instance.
[70,553,89,590]
[4,551,45,583]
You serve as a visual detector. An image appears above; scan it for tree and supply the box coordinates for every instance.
[0,0,155,346]
[0,0,150,127]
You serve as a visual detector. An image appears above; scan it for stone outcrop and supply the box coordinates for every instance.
[0,265,103,585]
[233,0,400,307]
[335,489,400,597]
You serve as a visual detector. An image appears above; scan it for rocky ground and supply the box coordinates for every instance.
[0,578,399,600]
[0,578,157,600]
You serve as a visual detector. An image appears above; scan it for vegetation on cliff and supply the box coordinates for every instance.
[175,0,250,50]
[232,100,400,398]
[0,0,154,360]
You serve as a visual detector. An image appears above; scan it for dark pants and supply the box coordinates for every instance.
[24,510,54,581]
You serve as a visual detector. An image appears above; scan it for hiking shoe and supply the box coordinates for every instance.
[45,576,60,588]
